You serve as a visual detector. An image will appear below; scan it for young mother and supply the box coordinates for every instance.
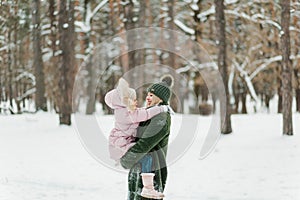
[120,75,173,200]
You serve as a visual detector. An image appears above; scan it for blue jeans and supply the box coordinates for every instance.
[127,155,153,199]
[138,154,152,173]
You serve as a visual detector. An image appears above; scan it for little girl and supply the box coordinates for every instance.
[105,78,167,199]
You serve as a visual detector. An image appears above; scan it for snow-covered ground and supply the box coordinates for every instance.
[1,112,299,200]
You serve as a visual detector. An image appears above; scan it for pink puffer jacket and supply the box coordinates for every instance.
[105,89,164,161]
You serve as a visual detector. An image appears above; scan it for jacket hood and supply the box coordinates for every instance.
[105,78,137,111]
[104,89,125,109]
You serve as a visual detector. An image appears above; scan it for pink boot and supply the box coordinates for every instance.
[140,173,165,199]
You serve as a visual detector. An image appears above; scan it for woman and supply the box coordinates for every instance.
[105,77,169,199]
[120,75,174,200]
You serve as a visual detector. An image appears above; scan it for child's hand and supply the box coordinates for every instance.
[161,105,169,112]
[161,105,175,115]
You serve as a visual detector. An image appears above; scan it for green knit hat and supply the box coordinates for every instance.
[147,75,174,104]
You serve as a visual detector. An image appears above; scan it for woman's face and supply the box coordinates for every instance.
[145,92,162,107]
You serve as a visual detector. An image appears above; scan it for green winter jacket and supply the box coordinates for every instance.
[120,110,171,200]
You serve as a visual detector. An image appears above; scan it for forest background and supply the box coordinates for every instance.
[0,0,299,135]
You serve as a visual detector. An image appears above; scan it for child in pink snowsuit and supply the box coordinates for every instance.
[105,78,167,199]
[105,78,168,161]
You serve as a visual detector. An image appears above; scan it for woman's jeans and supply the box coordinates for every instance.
[138,154,152,173]
[127,154,153,199]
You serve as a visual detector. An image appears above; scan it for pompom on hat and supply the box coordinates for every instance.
[147,74,174,104]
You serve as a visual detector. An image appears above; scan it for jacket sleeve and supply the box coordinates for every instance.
[120,113,168,169]
[128,106,163,124]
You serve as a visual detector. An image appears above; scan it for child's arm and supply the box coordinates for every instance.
[128,106,168,123]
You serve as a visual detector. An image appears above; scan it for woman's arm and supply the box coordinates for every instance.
[120,113,170,169]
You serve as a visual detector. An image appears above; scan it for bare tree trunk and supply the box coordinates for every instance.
[280,0,293,135]
[214,0,232,134]
[123,0,136,70]
[135,0,146,105]
[47,0,59,112]
[7,30,14,114]
[32,0,47,111]
[158,0,165,65]
[166,0,180,111]
[13,3,21,114]
[265,94,271,113]
[83,0,96,115]
[85,56,97,114]
[234,93,239,113]
[58,0,76,125]
[296,87,300,112]
[193,0,203,44]
[192,0,213,112]
[241,92,247,114]
[167,0,175,67]
[0,70,2,113]
[116,0,129,72]
[295,64,300,112]
[293,15,300,112]
[277,73,283,113]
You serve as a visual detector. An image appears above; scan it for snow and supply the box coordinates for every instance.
[42,24,51,30]
[289,26,300,33]
[41,29,51,36]
[15,72,36,86]
[0,45,8,52]
[250,55,282,80]
[16,88,36,102]
[225,0,238,4]
[75,0,108,34]
[0,35,5,42]
[75,21,91,33]
[190,3,199,11]
[132,17,138,22]
[232,60,259,102]
[120,0,129,6]
[63,23,69,29]
[89,0,109,24]
[197,5,215,21]
[176,65,191,74]
[174,19,195,35]
[0,16,6,23]
[225,10,281,30]
[160,7,169,12]
[1,111,300,200]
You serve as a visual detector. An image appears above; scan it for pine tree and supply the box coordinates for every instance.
[57,0,76,125]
